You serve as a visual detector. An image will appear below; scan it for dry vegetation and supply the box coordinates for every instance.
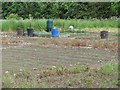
[1,31,118,52]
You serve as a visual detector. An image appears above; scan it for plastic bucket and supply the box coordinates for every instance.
[27,28,33,37]
[51,28,59,37]
[100,31,108,39]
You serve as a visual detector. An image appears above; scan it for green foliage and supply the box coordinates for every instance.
[1,19,118,32]
[100,63,118,76]
[3,73,13,88]
[6,14,23,20]
[111,2,120,16]
[112,33,120,36]
[2,2,119,19]
[73,62,81,73]
[2,20,19,31]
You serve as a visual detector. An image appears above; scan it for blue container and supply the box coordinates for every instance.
[46,19,53,32]
[51,28,59,37]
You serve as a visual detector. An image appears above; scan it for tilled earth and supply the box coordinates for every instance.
[1,32,118,88]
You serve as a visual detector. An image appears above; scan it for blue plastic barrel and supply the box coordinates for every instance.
[51,28,59,37]
[46,19,53,32]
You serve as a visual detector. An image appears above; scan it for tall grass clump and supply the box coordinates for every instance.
[1,20,19,31]
[1,18,118,32]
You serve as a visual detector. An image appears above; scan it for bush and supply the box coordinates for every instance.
[6,14,23,20]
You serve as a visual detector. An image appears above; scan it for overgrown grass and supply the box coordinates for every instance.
[0,18,118,32]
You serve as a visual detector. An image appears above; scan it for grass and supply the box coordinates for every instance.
[112,33,120,36]
[98,62,118,88]
[3,74,13,88]
[2,62,118,88]
[100,62,118,76]
[0,18,118,32]
[73,62,82,74]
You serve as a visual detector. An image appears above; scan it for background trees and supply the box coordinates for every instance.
[2,2,120,19]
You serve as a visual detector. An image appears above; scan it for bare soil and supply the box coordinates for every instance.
[2,32,118,71]
[1,31,118,88]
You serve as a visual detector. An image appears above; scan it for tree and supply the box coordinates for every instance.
[2,2,119,19]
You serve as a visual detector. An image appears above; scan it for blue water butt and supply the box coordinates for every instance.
[51,28,59,37]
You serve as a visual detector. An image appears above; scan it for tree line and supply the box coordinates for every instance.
[2,2,120,19]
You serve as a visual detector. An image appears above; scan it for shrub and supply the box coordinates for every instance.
[6,14,23,20]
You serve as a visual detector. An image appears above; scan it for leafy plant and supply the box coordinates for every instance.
[73,62,81,74]
[6,14,23,20]
[100,63,118,76]
[2,73,13,88]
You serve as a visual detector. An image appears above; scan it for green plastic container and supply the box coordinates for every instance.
[46,19,53,32]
